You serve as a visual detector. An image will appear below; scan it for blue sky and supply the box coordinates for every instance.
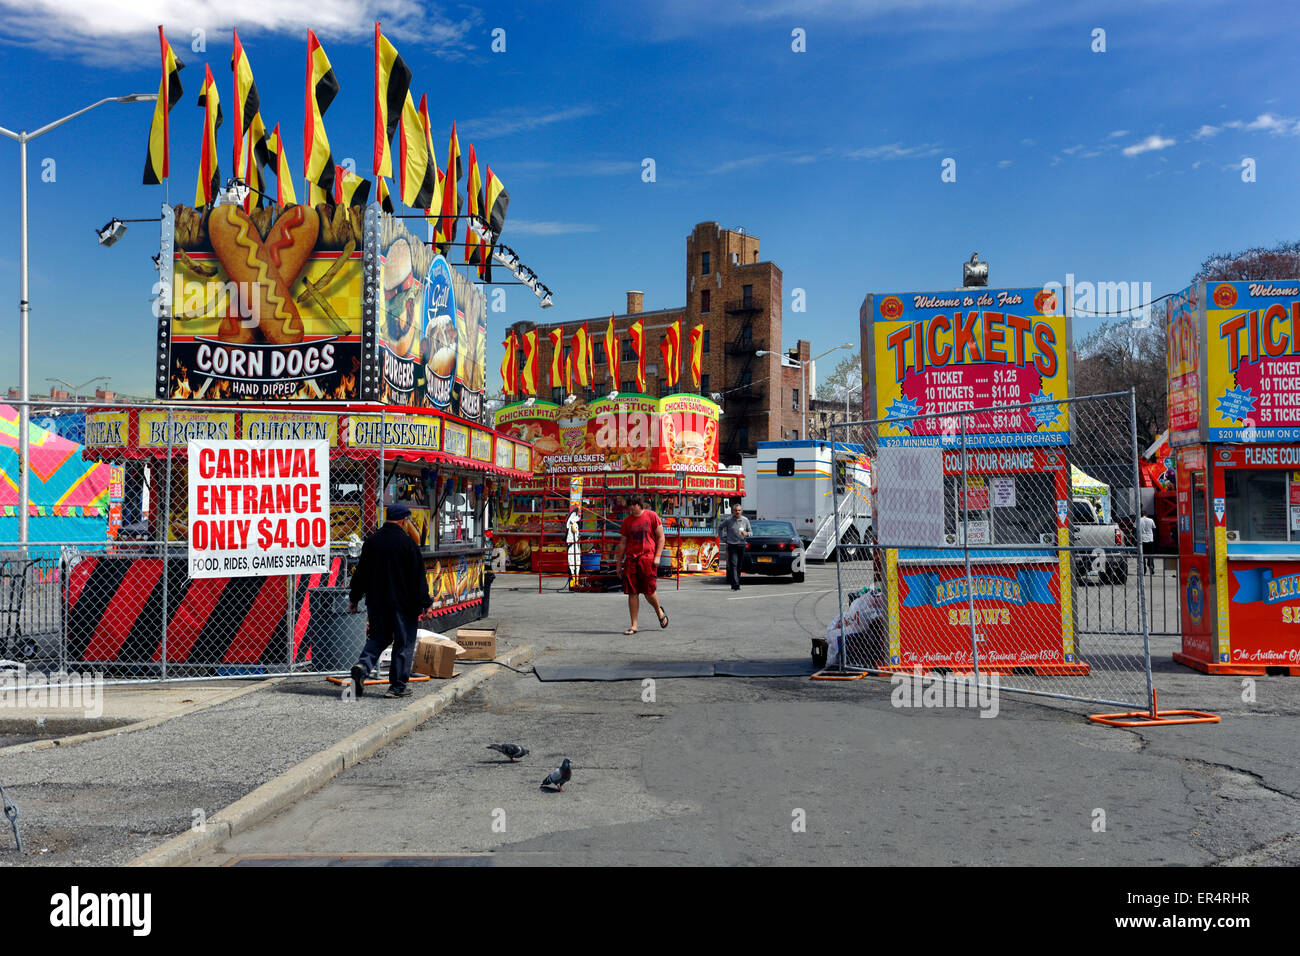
[1,0,1298,398]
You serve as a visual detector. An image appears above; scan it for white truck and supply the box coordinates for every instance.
[741,440,872,560]
[1071,496,1128,585]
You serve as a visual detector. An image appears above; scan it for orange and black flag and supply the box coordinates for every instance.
[398,92,438,210]
[629,320,646,394]
[194,64,222,207]
[142,25,184,185]
[521,329,539,395]
[548,327,565,390]
[482,164,509,281]
[304,29,339,205]
[231,29,263,184]
[604,314,618,385]
[373,24,412,180]
[377,175,395,213]
[265,123,296,206]
[464,144,486,273]
[334,165,372,207]
[436,121,462,256]
[688,323,705,390]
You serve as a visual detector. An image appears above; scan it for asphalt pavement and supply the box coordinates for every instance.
[194,565,1300,866]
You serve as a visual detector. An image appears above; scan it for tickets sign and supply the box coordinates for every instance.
[1205,281,1300,442]
[864,288,1071,447]
[187,440,329,578]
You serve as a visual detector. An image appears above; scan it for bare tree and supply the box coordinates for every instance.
[1192,239,1300,283]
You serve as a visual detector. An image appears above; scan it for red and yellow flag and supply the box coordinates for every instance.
[687,323,704,390]
[194,64,222,207]
[548,327,565,389]
[662,319,682,389]
[521,329,539,395]
[500,333,517,398]
[333,165,372,206]
[571,325,592,388]
[604,314,618,385]
[628,320,646,394]
[304,29,339,205]
[436,121,462,256]
[231,28,265,189]
[142,26,184,185]
[377,175,394,214]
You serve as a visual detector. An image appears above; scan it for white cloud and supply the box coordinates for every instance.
[1243,112,1300,134]
[1122,134,1175,157]
[1193,124,1220,139]
[1061,144,1084,155]
[1107,130,1128,138]
[845,142,943,160]
[461,106,598,141]
[997,159,1012,167]
[506,220,600,236]
[0,1,476,65]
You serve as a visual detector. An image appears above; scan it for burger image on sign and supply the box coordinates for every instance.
[422,255,458,409]
[383,238,423,358]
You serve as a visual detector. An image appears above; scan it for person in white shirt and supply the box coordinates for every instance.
[1139,513,1156,573]
[566,504,582,585]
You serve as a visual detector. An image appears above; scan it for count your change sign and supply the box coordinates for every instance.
[187,440,330,578]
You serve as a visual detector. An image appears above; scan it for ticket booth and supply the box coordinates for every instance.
[864,285,1084,674]
[1168,280,1300,674]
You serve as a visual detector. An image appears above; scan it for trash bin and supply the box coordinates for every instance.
[305,586,368,672]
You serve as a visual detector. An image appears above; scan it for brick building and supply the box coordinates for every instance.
[507,222,813,463]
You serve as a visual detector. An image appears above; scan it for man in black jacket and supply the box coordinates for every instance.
[349,503,432,698]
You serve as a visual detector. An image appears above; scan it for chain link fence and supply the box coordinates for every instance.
[0,398,395,688]
[827,390,1158,712]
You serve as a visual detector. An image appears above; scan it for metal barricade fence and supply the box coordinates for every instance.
[828,390,1159,713]
[0,397,393,689]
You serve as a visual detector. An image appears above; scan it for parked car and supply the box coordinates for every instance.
[1071,497,1128,584]
[738,519,806,583]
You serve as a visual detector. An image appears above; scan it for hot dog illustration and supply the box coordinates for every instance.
[209,204,318,345]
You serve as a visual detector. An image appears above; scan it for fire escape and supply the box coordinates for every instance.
[720,293,765,463]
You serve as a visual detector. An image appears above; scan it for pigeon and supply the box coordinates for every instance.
[487,743,529,762]
[540,758,572,792]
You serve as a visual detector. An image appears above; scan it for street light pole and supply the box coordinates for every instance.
[0,94,153,549]
[755,342,852,441]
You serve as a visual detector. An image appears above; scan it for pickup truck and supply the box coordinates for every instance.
[1071,497,1128,585]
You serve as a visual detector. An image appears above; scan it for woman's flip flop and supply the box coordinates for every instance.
[623,627,638,635]
[658,608,669,629]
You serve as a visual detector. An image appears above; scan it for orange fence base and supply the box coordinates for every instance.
[1173,652,1300,676]
[324,675,433,687]
[810,669,869,681]
[1089,689,1221,727]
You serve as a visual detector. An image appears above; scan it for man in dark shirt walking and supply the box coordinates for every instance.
[349,503,431,698]
[717,502,751,590]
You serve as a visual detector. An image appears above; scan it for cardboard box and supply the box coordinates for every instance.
[456,625,497,661]
[413,633,465,679]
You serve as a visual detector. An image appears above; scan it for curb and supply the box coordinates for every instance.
[2,678,282,755]
[127,644,535,867]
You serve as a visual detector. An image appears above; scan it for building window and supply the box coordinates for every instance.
[792,388,799,411]
[551,387,564,403]
[701,374,710,394]
[701,289,710,313]
[738,425,749,451]
[621,340,636,363]
[594,347,605,366]
[703,330,710,354]
[741,325,752,345]
[701,251,710,275]
[659,379,670,398]
[742,284,753,308]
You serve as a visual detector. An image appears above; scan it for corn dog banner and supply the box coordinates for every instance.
[863,287,1072,447]
[159,205,488,421]
[495,394,720,475]
[187,440,330,579]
